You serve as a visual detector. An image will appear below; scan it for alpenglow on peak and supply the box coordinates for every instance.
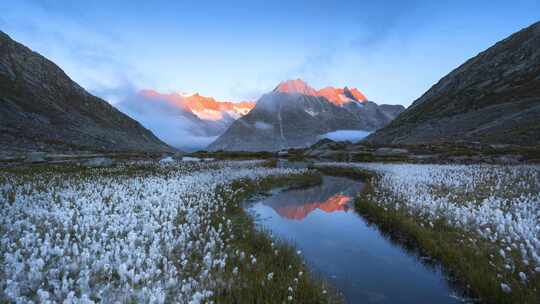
[273,79,368,106]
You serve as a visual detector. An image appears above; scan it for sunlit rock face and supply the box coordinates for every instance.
[273,79,318,96]
[271,194,352,220]
[274,79,367,106]
[209,79,405,151]
[317,86,367,106]
[138,90,255,121]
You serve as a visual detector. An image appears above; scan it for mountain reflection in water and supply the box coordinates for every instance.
[268,193,352,219]
[263,175,361,220]
[247,175,463,304]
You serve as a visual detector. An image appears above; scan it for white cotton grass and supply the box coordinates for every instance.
[0,160,308,303]
[317,162,540,287]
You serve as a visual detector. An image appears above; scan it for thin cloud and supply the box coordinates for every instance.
[116,92,218,151]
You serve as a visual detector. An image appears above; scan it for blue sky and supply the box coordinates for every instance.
[1,0,539,106]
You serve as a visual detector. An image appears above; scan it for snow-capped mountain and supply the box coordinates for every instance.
[139,90,254,122]
[117,90,254,151]
[208,79,405,151]
[273,79,367,106]
[317,86,367,106]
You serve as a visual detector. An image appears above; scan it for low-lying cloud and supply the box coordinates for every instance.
[320,130,371,143]
[254,121,273,130]
[116,93,217,152]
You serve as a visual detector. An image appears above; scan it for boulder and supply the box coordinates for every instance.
[172,152,185,160]
[83,157,114,167]
[159,156,175,164]
[493,155,523,165]
[25,152,46,163]
[181,157,202,162]
[374,148,409,156]
[408,154,441,163]
[489,144,511,149]
[304,148,325,158]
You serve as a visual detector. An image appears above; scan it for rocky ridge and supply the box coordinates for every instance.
[366,21,540,146]
[0,31,172,153]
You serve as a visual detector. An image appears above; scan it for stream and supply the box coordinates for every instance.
[245,165,466,303]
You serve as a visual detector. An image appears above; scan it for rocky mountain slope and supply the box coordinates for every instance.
[366,21,540,146]
[0,31,172,153]
[273,78,367,105]
[208,79,404,151]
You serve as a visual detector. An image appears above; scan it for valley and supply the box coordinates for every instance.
[1,4,540,304]
[2,158,538,303]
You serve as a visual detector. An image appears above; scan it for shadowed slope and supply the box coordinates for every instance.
[0,31,172,153]
[366,21,540,146]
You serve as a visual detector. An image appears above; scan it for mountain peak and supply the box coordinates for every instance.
[273,79,317,95]
[177,91,198,97]
[271,79,367,106]
[136,89,255,121]
[317,86,367,106]
[344,87,367,102]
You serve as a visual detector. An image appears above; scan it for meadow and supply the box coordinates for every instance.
[316,162,540,303]
[0,160,336,303]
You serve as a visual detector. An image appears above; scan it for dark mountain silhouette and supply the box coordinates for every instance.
[366,21,540,146]
[0,31,172,153]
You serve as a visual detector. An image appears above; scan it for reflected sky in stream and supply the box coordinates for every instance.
[247,175,464,304]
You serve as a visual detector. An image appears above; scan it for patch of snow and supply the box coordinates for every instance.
[233,106,251,116]
[182,156,202,162]
[254,121,274,130]
[225,110,241,120]
[192,109,223,121]
[305,108,318,117]
[159,156,175,164]
[319,130,371,143]
[338,94,353,103]
[177,91,197,97]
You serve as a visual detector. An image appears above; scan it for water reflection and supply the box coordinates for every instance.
[263,175,359,220]
[247,175,464,304]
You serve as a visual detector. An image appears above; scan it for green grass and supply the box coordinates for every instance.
[210,171,342,303]
[312,165,376,180]
[189,150,275,160]
[317,166,539,304]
